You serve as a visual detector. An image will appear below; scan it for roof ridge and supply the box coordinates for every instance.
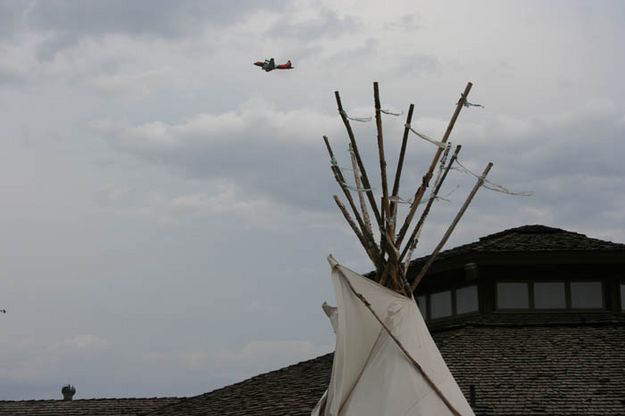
[479,224,569,241]
[0,397,182,403]
[408,224,625,266]
[154,352,333,405]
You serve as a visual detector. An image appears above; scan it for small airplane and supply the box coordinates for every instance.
[253,58,293,72]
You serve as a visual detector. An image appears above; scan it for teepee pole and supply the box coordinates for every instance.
[395,82,473,248]
[323,136,378,251]
[335,91,383,230]
[373,82,403,290]
[400,145,461,263]
[373,82,391,226]
[349,143,372,236]
[333,195,382,268]
[389,103,415,225]
[411,161,493,291]
[335,266,463,416]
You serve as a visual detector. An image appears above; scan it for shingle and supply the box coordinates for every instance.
[413,224,625,263]
[0,397,181,416]
[139,319,625,416]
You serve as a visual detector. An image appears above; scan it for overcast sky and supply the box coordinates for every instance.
[1,0,624,400]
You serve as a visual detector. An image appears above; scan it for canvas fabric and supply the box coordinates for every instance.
[312,256,474,416]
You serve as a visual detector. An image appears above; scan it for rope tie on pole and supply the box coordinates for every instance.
[404,123,446,149]
[380,108,403,116]
[454,159,533,196]
[459,93,484,108]
[340,181,374,193]
[339,109,372,123]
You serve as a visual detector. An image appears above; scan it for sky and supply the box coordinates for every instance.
[1,0,624,400]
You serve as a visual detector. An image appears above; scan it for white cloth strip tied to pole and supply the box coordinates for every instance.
[380,108,403,116]
[311,256,474,416]
[341,181,374,193]
[349,143,372,235]
[404,124,447,149]
[463,101,484,109]
[340,110,372,123]
[459,93,484,108]
[454,159,533,196]
[433,144,453,189]
[389,194,451,205]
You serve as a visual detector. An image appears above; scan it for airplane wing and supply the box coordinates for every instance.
[254,61,265,67]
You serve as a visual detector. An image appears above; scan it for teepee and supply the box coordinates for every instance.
[313,82,492,416]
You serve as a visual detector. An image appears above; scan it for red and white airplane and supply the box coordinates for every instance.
[253,58,293,72]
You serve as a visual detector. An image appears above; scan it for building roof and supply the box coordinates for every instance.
[407,225,625,274]
[0,397,181,416]
[433,224,625,258]
[143,315,625,416]
[143,356,331,416]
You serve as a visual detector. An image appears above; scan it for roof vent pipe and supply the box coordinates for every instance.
[62,384,76,401]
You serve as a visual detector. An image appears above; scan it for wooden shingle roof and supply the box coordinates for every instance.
[425,224,625,260]
[143,316,625,416]
[0,397,181,416]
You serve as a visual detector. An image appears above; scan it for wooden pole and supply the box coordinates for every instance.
[401,146,460,281]
[335,91,383,229]
[400,145,461,263]
[373,82,391,226]
[410,162,493,291]
[335,266,463,416]
[334,195,382,269]
[389,103,415,226]
[323,137,380,261]
[349,143,372,236]
[395,82,473,248]
[373,82,406,291]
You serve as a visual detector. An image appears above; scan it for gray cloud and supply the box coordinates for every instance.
[267,8,359,40]
[3,0,289,58]
[0,0,27,38]
[102,102,342,211]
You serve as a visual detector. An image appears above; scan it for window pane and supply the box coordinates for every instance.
[621,284,625,311]
[416,295,427,318]
[456,285,478,314]
[497,282,529,309]
[534,282,566,309]
[430,291,452,319]
[571,281,603,309]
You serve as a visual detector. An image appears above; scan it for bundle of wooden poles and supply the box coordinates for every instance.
[324,82,493,297]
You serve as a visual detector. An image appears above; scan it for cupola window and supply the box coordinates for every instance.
[570,281,603,309]
[430,290,452,319]
[497,282,529,309]
[534,282,566,309]
[456,285,479,314]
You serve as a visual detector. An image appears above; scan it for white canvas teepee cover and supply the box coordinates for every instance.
[312,256,474,416]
